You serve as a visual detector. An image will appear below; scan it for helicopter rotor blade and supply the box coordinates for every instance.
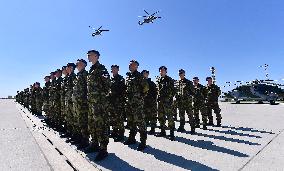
[152,11,160,16]
[100,30,109,32]
[98,26,103,30]
[89,26,95,30]
[144,10,149,15]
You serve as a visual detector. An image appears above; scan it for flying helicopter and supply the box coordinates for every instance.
[89,26,109,37]
[138,10,161,25]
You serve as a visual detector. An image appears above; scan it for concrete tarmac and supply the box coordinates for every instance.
[1,99,284,171]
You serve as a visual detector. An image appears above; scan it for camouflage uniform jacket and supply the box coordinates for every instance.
[87,61,111,104]
[125,70,149,101]
[205,84,221,102]
[157,75,175,103]
[175,78,194,103]
[73,69,88,103]
[109,74,126,104]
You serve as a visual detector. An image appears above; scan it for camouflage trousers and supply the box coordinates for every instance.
[43,100,49,112]
[52,100,62,125]
[61,97,67,126]
[126,97,147,143]
[65,99,75,134]
[144,99,157,128]
[35,100,43,114]
[193,102,208,126]
[177,99,194,128]
[158,100,175,131]
[30,101,36,113]
[109,100,125,136]
[73,101,89,139]
[206,101,222,123]
[89,102,109,150]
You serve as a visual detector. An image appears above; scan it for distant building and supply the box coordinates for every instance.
[8,96,13,99]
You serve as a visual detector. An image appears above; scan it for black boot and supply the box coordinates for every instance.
[202,125,207,130]
[195,118,200,128]
[208,120,214,126]
[137,143,146,151]
[124,131,136,145]
[95,149,108,161]
[114,135,124,142]
[157,129,166,137]
[169,130,175,141]
[84,142,99,153]
[114,130,125,142]
[137,132,147,151]
[148,127,155,135]
[216,120,221,127]
[124,138,136,145]
[77,138,89,150]
[190,125,196,134]
[177,126,186,132]
[72,134,82,144]
[195,122,200,128]
[109,129,118,138]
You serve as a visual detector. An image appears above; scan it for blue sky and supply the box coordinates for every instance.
[0,0,284,97]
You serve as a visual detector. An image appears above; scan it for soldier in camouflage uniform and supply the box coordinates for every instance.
[53,69,63,130]
[43,76,51,122]
[60,66,68,133]
[30,83,37,114]
[48,72,56,126]
[34,82,43,116]
[28,85,33,112]
[23,88,30,109]
[86,50,110,161]
[73,59,89,149]
[141,70,157,135]
[156,66,175,141]
[124,60,149,151]
[192,77,208,130]
[205,77,222,127]
[175,69,195,134]
[109,65,126,142]
[65,63,77,140]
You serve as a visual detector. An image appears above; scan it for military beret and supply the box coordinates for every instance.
[130,60,139,66]
[206,77,213,81]
[179,69,185,74]
[193,77,199,80]
[141,70,149,74]
[35,82,40,86]
[67,63,76,68]
[77,59,87,66]
[44,76,51,79]
[111,65,119,69]
[62,66,67,70]
[87,50,100,57]
[55,69,62,73]
[159,66,167,71]
[50,72,55,75]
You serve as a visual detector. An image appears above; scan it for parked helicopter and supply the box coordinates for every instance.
[223,79,284,105]
[222,64,284,105]
[89,26,109,37]
[138,10,161,25]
